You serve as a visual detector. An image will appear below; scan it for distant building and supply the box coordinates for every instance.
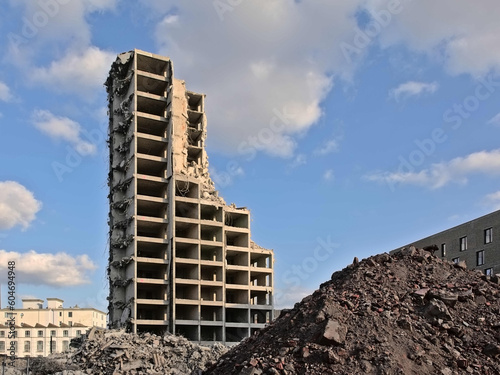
[0,298,106,357]
[393,210,500,275]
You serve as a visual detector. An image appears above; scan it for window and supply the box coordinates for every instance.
[485,228,493,244]
[452,257,460,264]
[24,341,30,353]
[37,341,43,352]
[50,330,56,337]
[63,330,68,337]
[477,250,485,266]
[76,330,81,337]
[459,236,467,251]
[25,331,30,337]
[50,341,56,353]
[441,243,446,257]
[68,321,73,327]
[0,341,4,352]
[68,312,73,318]
[59,312,62,317]
[485,268,493,276]
[62,341,69,351]
[0,331,5,338]
[37,330,43,337]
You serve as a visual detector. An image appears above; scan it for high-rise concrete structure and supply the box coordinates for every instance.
[106,49,274,344]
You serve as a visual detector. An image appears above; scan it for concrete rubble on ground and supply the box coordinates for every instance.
[205,247,500,374]
[48,328,227,375]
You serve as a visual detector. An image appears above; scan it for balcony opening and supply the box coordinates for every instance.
[137,115,167,137]
[137,199,167,218]
[225,212,249,229]
[175,221,198,240]
[226,251,248,267]
[201,266,222,282]
[137,178,166,198]
[175,181,199,199]
[201,245,222,262]
[226,308,248,323]
[201,225,222,242]
[137,95,167,117]
[137,74,168,97]
[175,201,198,219]
[251,310,270,324]
[201,286,222,302]
[200,205,222,222]
[175,325,198,341]
[175,304,198,321]
[201,306,222,322]
[226,270,248,285]
[176,263,198,280]
[226,290,248,305]
[175,242,198,260]
[175,284,198,300]
[136,242,166,259]
[187,92,203,112]
[136,54,169,76]
[226,232,249,248]
[201,326,222,342]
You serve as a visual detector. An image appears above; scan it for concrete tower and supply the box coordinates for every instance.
[106,49,274,344]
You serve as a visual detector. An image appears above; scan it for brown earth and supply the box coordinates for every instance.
[204,247,500,375]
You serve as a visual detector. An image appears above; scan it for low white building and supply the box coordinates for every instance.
[0,298,106,357]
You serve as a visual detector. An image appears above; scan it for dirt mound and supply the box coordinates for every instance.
[205,247,500,375]
[52,328,227,374]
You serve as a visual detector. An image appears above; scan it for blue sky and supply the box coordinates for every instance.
[1,0,500,311]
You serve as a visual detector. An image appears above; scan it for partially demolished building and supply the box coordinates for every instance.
[106,49,274,345]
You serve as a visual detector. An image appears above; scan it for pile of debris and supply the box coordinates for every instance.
[205,247,500,374]
[52,328,227,375]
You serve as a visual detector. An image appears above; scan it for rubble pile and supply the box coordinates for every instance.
[205,247,500,375]
[54,329,227,375]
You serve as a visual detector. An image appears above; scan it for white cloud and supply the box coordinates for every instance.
[0,250,97,286]
[485,191,500,210]
[288,154,307,169]
[274,285,313,310]
[366,149,500,189]
[148,0,361,157]
[314,137,340,156]
[32,110,96,155]
[487,113,500,126]
[0,81,13,102]
[0,181,42,231]
[31,47,115,98]
[323,169,335,181]
[366,0,500,76]
[389,81,439,101]
[210,165,245,188]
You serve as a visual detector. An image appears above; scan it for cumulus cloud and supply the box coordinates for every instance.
[365,149,500,189]
[32,109,96,155]
[323,169,335,181]
[31,47,115,97]
[365,0,500,76]
[0,181,42,230]
[0,81,13,102]
[288,154,307,169]
[314,137,341,156]
[147,0,361,156]
[0,250,97,286]
[487,113,500,126]
[389,81,439,101]
[485,191,500,210]
[274,285,313,310]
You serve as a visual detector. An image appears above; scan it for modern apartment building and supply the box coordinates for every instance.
[0,298,105,357]
[394,210,500,275]
[106,49,274,344]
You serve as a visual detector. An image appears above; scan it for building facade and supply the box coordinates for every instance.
[0,298,105,357]
[106,49,274,344]
[394,210,500,275]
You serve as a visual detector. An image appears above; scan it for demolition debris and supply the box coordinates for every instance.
[205,247,500,374]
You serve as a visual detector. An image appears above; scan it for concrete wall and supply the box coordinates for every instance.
[394,210,500,275]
